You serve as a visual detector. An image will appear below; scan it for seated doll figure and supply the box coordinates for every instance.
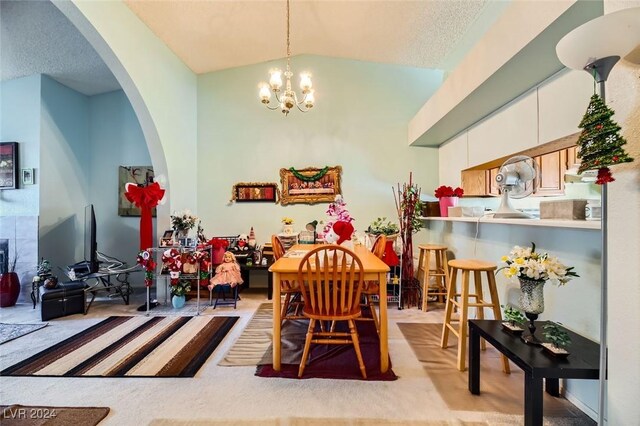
[209,251,244,289]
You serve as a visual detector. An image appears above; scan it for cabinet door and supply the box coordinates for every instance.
[534,150,567,196]
[566,146,579,170]
[487,168,501,196]
[461,170,487,196]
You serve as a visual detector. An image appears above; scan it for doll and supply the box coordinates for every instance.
[208,251,244,289]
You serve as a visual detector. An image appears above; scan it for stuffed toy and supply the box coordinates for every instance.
[236,234,249,251]
[325,220,355,249]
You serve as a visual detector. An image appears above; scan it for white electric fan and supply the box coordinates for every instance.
[493,155,538,219]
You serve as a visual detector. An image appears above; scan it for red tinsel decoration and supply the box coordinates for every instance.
[595,167,615,185]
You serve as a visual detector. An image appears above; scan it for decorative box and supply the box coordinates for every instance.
[539,199,587,220]
[422,201,440,217]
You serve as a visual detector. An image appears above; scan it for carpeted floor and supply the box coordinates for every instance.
[0,405,109,426]
[149,418,486,426]
[219,302,276,366]
[1,316,238,378]
[0,323,48,345]
[397,322,595,423]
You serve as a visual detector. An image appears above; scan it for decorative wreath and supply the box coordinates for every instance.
[136,249,156,287]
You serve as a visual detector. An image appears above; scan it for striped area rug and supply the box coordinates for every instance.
[0,316,238,378]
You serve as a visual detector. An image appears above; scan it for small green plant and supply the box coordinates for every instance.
[366,217,399,236]
[170,279,191,297]
[543,323,571,349]
[502,305,526,327]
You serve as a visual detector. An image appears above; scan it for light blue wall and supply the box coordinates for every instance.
[0,75,41,216]
[39,75,90,269]
[197,55,442,241]
[89,89,151,283]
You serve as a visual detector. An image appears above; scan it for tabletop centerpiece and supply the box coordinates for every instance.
[171,210,198,239]
[501,305,527,334]
[500,242,578,345]
[281,217,295,235]
[542,322,572,356]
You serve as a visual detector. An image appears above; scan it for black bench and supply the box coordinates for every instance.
[39,281,87,321]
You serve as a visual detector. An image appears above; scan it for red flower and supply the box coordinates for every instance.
[434,185,464,198]
[613,156,619,162]
[208,238,230,249]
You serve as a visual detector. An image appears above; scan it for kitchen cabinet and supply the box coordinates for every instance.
[461,170,487,196]
[566,146,579,170]
[439,133,468,188]
[487,168,500,196]
[534,150,567,196]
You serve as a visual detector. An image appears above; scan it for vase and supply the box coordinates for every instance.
[175,229,189,239]
[282,224,294,235]
[519,277,546,345]
[0,272,20,307]
[172,295,186,309]
[438,196,458,217]
[519,278,545,314]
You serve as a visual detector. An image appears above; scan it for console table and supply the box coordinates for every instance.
[468,320,599,426]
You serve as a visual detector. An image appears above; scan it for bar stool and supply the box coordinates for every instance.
[440,259,510,373]
[416,244,449,312]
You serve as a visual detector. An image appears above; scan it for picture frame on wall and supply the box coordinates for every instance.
[0,142,19,190]
[231,182,280,203]
[118,166,156,216]
[21,168,34,185]
[279,165,342,205]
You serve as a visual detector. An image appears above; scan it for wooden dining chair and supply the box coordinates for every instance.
[358,234,386,333]
[271,234,303,323]
[297,245,367,378]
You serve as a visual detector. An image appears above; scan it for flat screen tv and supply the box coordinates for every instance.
[84,204,99,274]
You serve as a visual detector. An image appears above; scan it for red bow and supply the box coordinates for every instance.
[125,182,165,250]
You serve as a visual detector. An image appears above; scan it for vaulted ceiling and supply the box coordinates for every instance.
[125,0,503,73]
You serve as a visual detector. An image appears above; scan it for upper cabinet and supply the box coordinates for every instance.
[533,150,567,196]
[467,89,538,168]
[538,71,593,144]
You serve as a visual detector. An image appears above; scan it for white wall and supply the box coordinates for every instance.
[0,75,41,216]
[39,76,90,270]
[604,2,640,424]
[196,55,441,242]
[88,90,152,284]
[55,0,197,232]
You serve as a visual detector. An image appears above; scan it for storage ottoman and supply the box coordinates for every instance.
[39,281,87,321]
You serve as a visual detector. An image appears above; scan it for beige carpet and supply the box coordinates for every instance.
[0,405,109,426]
[397,323,594,422]
[150,418,485,426]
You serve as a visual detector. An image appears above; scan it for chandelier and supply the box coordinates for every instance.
[258,0,315,115]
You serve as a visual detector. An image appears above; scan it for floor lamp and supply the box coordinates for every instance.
[556,7,640,425]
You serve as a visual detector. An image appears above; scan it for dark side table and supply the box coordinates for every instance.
[468,320,599,426]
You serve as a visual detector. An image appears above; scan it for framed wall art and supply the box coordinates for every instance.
[21,168,34,185]
[118,166,156,216]
[232,182,279,203]
[279,165,342,205]
[0,142,19,190]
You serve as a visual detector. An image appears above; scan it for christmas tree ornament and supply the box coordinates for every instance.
[576,93,634,184]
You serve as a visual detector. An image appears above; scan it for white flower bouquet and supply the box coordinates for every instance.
[500,243,578,285]
[171,210,198,231]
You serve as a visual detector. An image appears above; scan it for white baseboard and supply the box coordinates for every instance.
[562,385,598,422]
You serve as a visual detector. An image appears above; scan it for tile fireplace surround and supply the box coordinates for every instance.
[0,216,38,303]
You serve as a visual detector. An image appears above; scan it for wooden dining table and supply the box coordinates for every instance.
[269,244,391,373]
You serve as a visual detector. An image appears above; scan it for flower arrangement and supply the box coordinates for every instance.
[171,279,191,297]
[171,210,198,231]
[434,185,464,198]
[281,217,294,225]
[323,195,354,234]
[366,217,399,236]
[500,242,578,285]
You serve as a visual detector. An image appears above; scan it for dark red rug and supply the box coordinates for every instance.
[256,319,397,381]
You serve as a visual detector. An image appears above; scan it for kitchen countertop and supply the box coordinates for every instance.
[419,216,601,230]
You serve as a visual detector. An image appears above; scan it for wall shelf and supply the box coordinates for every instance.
[419,216,601,230]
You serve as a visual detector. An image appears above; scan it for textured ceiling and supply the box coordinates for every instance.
[0,0,120,96]
[125,0,492,73]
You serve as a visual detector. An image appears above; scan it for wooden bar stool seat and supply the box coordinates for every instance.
[416,244,449,312]
[440,258,510,373]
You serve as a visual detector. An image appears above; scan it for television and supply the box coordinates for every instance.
[84,204,99,274]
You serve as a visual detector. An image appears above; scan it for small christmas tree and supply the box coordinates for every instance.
[323,195,354,234]
[576,93,634,184]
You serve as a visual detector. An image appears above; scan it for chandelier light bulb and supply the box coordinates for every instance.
[269,69,283,91]
[305,89,315,108]
[299,73,312,92]
[258,83,271,103]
